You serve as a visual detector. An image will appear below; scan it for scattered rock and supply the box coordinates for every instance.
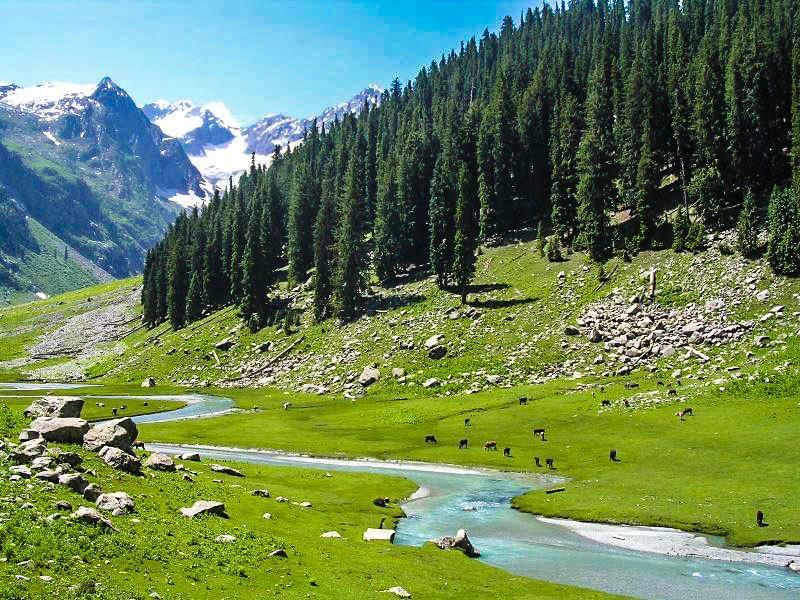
[381,586,412,598]
[268,549,288,558]
[215,339,235,351]
[210,464,244,477]
[430,528,479,557]
[83,483,103,502]
[320,531,341,538]
[422,378,440,388]
[24,396,84,419]
[58,473,89,494]
[29,417,89,444]
[215,534,237,543]
[83,418,138,452]
[262,512,273,519]
[358,365,380,387]
[71,506,115,530]
[180,500,228,518]
[427,345,447,360]
[424,334,444,349]
[18,429,40,443]
[99,446,142,474]
[96,492,135,515]
[363,528,395,542]
[564,326,580,336]
[179,452,201,462]
[145,453,176,472]
[141,377,156,388]
[391,367,406,378]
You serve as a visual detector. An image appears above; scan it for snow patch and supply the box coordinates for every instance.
[43,131,61,146]
[34,292,49,300]
[1,81,95,121]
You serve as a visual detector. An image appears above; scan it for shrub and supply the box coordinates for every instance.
[685,222,706,252]
[767,187,800,275]
[736,190,760,257]
[672,206,689,252]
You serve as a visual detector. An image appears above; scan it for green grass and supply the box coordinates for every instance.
[0,403,611,599]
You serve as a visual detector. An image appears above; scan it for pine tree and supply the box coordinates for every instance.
[166,229,188,330]
[373,154,403,284]
[335,137,368,320]
[185,271,203,323]
[240,192,267,330]
[634,119,659,245]
[453,162,478,304]
[576,54,616,261]
[673,205,689,252]
[767,187,800,275]
[287,159,319,285]
[429,144,457,288]
[313,171,336,321]
[793,21,800,190]
[736,190,759,258]
[550,93,581,244]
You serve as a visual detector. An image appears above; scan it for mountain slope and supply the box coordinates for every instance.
[0,78,207,300]
[142,84,383,188]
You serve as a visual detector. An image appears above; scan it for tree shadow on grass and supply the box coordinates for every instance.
[465,283,509,294]
[366,293,426,312]
[468,296,538,309]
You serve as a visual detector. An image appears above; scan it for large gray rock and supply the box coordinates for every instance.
[58,473,89,494]
[430,528,479,557]
[83,483,103,502]
[179,500,227,518]
[145,453,176,472]
[83,418,138,452]
[71,506,115,530]
[99,446,141,474]
[358,365,380,387]
[427,345,447,360]
[363,528,395,542]
[96,492,135,516]
[10,438,47,463]
[24,396,84,419]
[29,417,88,444]
[141,377,156,388]
[210,464,244,477]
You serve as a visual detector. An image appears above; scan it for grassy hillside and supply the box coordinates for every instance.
[0,400,611,600]
[2,236,799,548]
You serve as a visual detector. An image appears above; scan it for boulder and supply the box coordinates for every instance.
[358,365,380,387]
[83,418,138,452]
[381,587,412,598]
[55,451,83,468]
[210,464,244,477]
[145,453,176,472]
[18,429,40,443]
[58,473,89,494]
[427,345,447,360]
[83,483,103,502]
[35,469,61,483]
[24,396,84,419]
[485,374,502,385]
[55,500,72,511]
[9,465,32,478]
[424,334,444,349]
[71,506,115,530]
[96,492,135,515]
[268,549,288,558]
[141,377,156,388]
[215,534,236,543]
[363,528,395,542]
[320,531,341,538]
[588,328,603,343]
[10,438,47,463]
[179,452,201,462]
[30,455,55,470]
[430,528,479,557]
[564,326,580,336]
[99,446,141,474]
[29,417,88,444]
[422,378,440,388]
[180,500,228,518]
[391,367,406,378]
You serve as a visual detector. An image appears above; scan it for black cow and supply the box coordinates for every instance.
[464,418,471,427]
[503,447,511,457]
[458,439,468,450]
[609,449,618,462]
[373,497,390,508]
[112,408,118,416]
[545,458,554,469]
[757,510,767,527]
[533,428,546,439]
[425,435,437,444]
[519,397,528,405]
[601,399,612,407]
[534,456,542,468]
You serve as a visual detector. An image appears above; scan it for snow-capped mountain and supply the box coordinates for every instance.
[0,77,207,292]
[142,84,383,188]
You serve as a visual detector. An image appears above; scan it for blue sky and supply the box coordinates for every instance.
[1,1,533,124]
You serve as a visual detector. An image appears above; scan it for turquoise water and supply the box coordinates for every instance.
[5,384,799,599]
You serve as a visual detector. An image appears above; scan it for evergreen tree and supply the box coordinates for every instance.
[166,228,188,330]
[335,137,368,320]
[313,170,336,321]
[767,187,800,275]
[453,163,478,304]
[736,189,759,257]
[550,93,581,244]
[185,271,204,323]
[240,192,267,330]
[576,54,616,261]
[673,205,689,252]
[373,154,403,284]
[287,159,319,285]
[429,144,457,288]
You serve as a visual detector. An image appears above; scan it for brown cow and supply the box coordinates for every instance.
[484,440,498,451]
[676,407,693,420]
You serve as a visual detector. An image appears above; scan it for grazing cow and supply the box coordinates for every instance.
[519,397,528,405]
[668,388,678,396]
[533,428,546,440]
[623,399,631,408]
[143,401,148,407]
[120,405,127,411]
[458,438,468,450]
[624,382,639,389]
[534,456,542,468]
[282,402,292,410]
[757,510,766,527]
[503,447,511,457]
[112,408,118,416]
[676,407,693,420]
[132,441,145,450]
[545,458,554,469]
[657,380,665,386]
[609,449,618,462]
[424,435,438,444]
[601,399,611,407]
[464,418,471,427]
[484,440,498,451]
[373,497,390,508]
